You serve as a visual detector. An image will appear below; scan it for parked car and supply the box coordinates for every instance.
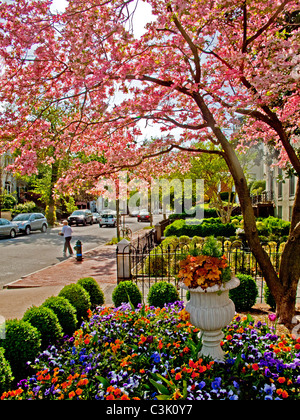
[100,209,117,216]
[99,213,117,227]
[68,209,93,226]
[92,212,101,223]
[11,213,48,235]
[137,210,150,222]
[129,208,139,217]
[0,218,19,238]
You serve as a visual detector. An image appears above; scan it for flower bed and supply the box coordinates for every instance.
[1,302,300,400]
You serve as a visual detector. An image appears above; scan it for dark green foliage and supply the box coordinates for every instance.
[58,284,91,325]
[112,281,142,308]
[201,236,223,258]
[264,284,276,310]
[148,281,179,308]
[42,296,78,336]
[77,277,105,309]
[0,347,14,394]
[23,306,63,348]
[164,218,236,238]
[229,273,258,312]
[169,208,219,220]
[0,319,41,379]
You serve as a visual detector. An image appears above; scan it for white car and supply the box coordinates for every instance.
[92,212,101,223]
[99,213,117,227]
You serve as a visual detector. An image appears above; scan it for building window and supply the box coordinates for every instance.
[289,175,295,197]
[5,182,11,194]
[278,168,283,199]
[277,206,282,219]
[289,206,293,221]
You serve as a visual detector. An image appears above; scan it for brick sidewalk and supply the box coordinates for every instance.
[0,243,118,320]
[4,244,117,289]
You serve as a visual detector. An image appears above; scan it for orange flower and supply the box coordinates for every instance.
[278,377,286,384]
[158,340,163,350]
[68,391,76,399]
[276,389,289,398]
[76,388,83,396]
[77,378,89,387]
[175,372,182,381]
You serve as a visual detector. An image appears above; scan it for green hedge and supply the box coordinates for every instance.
[58,284,91,326]
[0,319,41,380]
[164,218,236,238]
[23,306,63,349]
[77,277,105,309]
[112,281,142,308]
[169,208,219,220]
[148,281,179,308]
[0,347,14,394]
[42,296,78,337]
[229,274,258,312]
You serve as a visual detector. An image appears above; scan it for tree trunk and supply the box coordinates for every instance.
[278,178,300,326]
[46,161,59,226]
[192,93,299,327]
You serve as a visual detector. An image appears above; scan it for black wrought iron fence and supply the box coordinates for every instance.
[116,238,299,304]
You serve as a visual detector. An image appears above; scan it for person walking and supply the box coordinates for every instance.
[59,220,74,257]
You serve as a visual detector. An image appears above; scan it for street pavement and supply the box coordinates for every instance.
[0,216,150,288]
[0,216,161,321]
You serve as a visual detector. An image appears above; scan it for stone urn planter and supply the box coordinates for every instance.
[180,277,240,361]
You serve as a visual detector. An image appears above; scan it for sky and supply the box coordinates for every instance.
[50,0,174,140]
[50,0,154,38]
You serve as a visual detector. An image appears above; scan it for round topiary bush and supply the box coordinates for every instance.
[0,319,41,380]
[148,281,180,308]
[42,296,78,337]
[77,277,105,309]
[23,306,63,348]
[229,273,258,312]
[264,284,276,310]
[58,283,91,325]
[0,347,14,394]
[112,281,142,308]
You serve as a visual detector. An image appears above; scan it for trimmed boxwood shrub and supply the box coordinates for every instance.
[77,277,105,309]
[58,284,91,325]
[42,296,78,337]
[23,306,63,348]
[0,319,41,380]
[148,281,179,308]
[164,218,236,238]
[229,273,258,312]
[0,347,14,394]
[112,281,142,308]
[169,208,219,220]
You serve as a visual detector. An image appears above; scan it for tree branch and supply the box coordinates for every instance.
[145,115,208,131]
[244,0,292,50]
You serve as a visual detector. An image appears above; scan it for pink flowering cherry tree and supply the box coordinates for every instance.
[0,0,299,327]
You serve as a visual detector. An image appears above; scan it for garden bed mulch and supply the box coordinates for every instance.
[239,303,300,335]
